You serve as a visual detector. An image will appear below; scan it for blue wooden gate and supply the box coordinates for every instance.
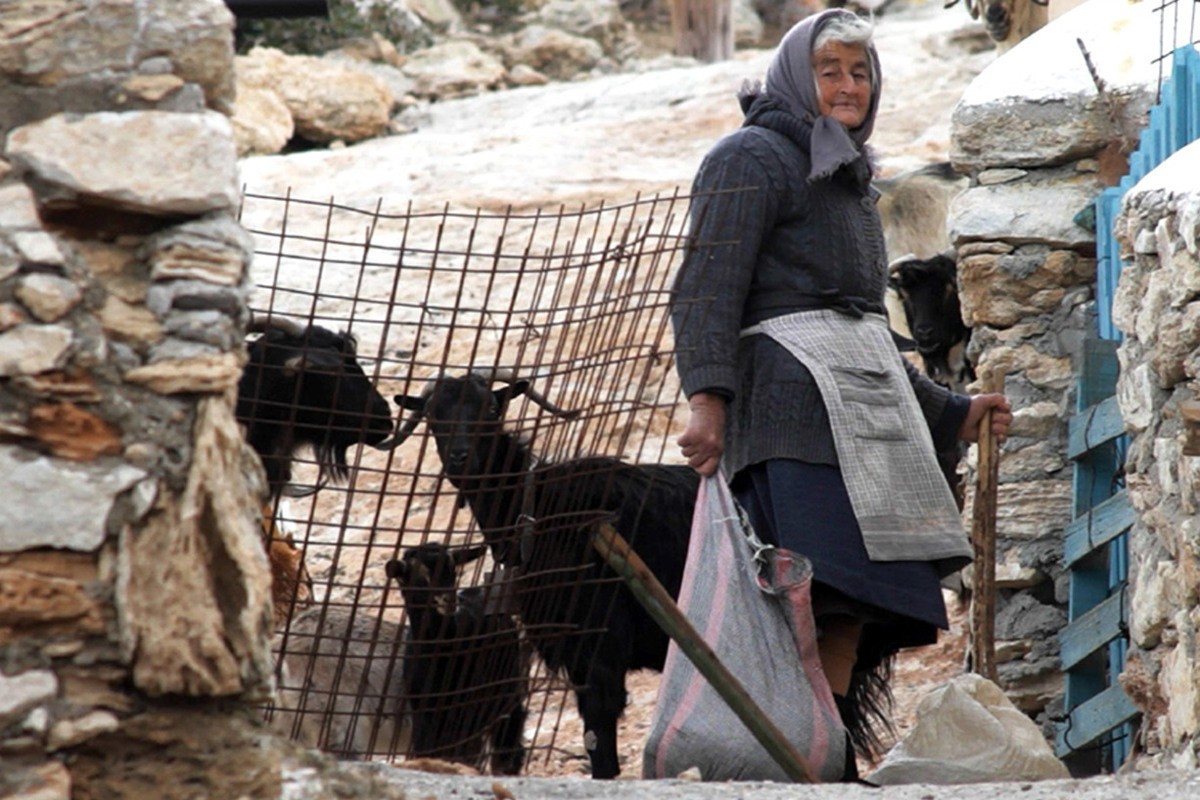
[1057,43,1200,772]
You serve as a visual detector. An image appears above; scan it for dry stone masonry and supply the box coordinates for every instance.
[1,2,278,798]
[946,0,1163,742]
[1112,141,1200,768]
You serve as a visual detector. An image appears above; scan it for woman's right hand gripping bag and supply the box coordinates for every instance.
[642,472,847,782]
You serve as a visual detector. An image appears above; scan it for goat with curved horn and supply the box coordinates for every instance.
[237,313,394,628]
[376,369,579,452]
[392,367,698,778]
[468,367,582,420]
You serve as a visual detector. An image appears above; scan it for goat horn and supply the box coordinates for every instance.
[888,253,919,273]
[470,366,581,420]
[371,411,422,451]
[371,378,439,451]
[281,477,328,499]
[247,313,307,337]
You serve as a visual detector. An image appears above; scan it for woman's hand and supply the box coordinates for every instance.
[678,391,726,477]
[959,393,1013,444]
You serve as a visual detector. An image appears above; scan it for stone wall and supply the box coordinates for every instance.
[947,0,1163,748]
[0,2,278,798]
[1112,141,1200,768]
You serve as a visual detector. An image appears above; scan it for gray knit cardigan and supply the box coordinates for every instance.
[670,122,969,479]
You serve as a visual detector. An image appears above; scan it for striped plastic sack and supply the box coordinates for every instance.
[642,472,847,782]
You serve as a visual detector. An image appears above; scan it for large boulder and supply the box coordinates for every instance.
[507,25,604,81]
[533,0,640,61]
[234,47,395,147]
[402,39,508,100]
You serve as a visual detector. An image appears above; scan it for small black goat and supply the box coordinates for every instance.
[385,542,528,774]
[889,254,974,513]
[390,369,698,779]
[236,314,395,501]
[888,253,975,393]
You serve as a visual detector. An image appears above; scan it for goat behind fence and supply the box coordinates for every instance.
[238,189,710,775]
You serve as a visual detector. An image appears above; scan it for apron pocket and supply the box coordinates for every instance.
[830,366,907,441]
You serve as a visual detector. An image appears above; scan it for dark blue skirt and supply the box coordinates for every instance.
[730,459,948,651]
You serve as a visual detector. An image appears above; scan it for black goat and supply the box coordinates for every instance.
[889,254,974,514]
[389,369,698,779]
[385,542,528,775]
[888,254,975,393]
[236,314,395,501]
[236,314,395,628]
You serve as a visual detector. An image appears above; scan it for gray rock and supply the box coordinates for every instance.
[7,111,239,217]
[0,446,145,552]
[15,273,82,322]
[0,670,57,730]
[950,171,1101,249]
[0,324,73,376]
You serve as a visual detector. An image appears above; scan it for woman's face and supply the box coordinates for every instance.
[813,41,871,129]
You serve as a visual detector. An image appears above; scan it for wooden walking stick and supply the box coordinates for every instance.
[971,374,1004,683]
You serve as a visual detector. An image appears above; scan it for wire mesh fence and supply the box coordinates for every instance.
[236,187,701,776]
[1153,0,1200,97]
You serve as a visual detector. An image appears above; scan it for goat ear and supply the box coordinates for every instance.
[384,558,406,581]
[455,544,489,567]
[395,394,426,412]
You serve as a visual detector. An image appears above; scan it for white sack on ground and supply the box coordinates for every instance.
[868,673,1070,785]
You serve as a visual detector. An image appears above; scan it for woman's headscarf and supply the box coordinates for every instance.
[761,8,882,182]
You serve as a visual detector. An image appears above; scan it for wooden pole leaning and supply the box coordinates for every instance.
[970,374,1005,683]
[590,522,819,784]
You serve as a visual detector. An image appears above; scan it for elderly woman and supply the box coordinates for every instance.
[670,8,1012,779]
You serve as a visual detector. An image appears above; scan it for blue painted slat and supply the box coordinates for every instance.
[1064,490,1135,567]
[1066,43,1199,772]
[1055,684,1140,758]
[1060,591,1125,670]
[1068,396,1125,460]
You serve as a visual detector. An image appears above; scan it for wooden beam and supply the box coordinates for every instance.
[1063,489,1135,568]
[1067,396,1125,460]
[971,374,1004,683]
[1059,590,1126,671]
[1055,684,1140,758]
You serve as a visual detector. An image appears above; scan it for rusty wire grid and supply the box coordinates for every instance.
[1153,0,1200,96]
[235,187,704,775]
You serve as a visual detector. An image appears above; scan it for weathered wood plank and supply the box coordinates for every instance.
[971,374,1003,683]
[1055,684,1140,758]
[1060,590,1126,671]
[1064,490,1135,567]
[1068,396,1125,460]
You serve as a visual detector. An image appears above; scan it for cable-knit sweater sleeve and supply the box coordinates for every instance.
[670,131,783,401]
[902,357,971,452]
